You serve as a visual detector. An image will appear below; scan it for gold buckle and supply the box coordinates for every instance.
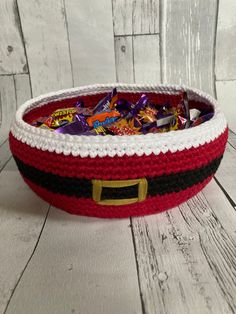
[92,178,148,206]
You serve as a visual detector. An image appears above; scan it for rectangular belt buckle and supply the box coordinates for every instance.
[92,178,148,206]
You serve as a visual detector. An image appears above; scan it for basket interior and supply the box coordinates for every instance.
[23,91,214,125]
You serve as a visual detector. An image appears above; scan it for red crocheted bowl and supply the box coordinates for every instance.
[9,84,228,218]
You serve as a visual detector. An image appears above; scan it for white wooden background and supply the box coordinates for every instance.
[0,1,236,313]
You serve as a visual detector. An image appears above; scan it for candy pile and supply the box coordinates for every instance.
[31,88,214,136]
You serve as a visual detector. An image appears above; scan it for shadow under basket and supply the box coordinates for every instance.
[9,84,228,218]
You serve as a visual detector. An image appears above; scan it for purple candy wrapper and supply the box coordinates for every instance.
[54,114,89,135]
[75,100,84,108]
[125,94,148,119]
[93,88,118,114]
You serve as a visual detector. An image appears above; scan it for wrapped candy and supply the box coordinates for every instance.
[82,126,108,136]
[31,88,214,136]
[125,94,149,119]
[55,114,90,135]
[86,110,120,128]
[190,109,201,121]
[138,105,158,123]
[40,107,78,129]
[107,118,141,135]
[190,112,214,127]
[93,88,118,113]
[114,99,133,117]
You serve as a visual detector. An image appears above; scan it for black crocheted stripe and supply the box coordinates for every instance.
[14,155,222,199]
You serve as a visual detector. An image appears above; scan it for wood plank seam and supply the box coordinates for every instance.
[178,199,236,313]
[13,74,32,106]
[3,205,51,314]
[216,79,236,82]
[198,236,236,313]
[213,132,236,209]
[130,217,145,314]
[61,0,75,87]
[0,73,27,77]
[111,0,119,83]
[213,0,220,98]
[214,177,236,210]
[131,36,135,82]
[159,0,163,83]
[114,33,160,37]
[15,0,33,95]
[0,155,12,174]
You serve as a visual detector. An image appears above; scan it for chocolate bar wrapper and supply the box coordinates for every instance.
[54,114,90,135]
[125,94,149,119]
[107,118,141,136]
[82,126,108,136]
[114,99,133,117]
[138,105,158,123]
[182,92,190,128]
[93,88,118,114]
[86,110,120,128]
[190,112,214,127]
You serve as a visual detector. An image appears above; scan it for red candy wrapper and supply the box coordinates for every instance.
[108,119,141,136]
[190,112,214,127]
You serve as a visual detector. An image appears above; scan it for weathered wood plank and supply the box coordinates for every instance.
[133,34,161,83]
[14,74,32,108]
[6,208,142,314]
[0,0,27,75]
[161,0,217,95]
[65,0,116,85]
[112,0,159,36]
[0,140,11,173]
[0,76,17,146]
[132,184,236,314]
[114,36,134,83]
[228,130,236,149]
[216,80,236,133]
[215,0,236,80]
[202,180,236,236]
[0,159,49,314]
[17,0,73,97]
[214,142,236,205]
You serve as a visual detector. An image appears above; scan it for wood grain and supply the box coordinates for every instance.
[228,130,236,149]
[17,0,73,97]
[133,34,161,83]
[115,36,134,83]
[216,80,236,133]
[214,142,236,205]
[0,140,11,173]
[115,34,161,84]
[0,159,49,314]
[65,0,116,85]
[161,0,217,95]
[6,208,142,314]
[0,0,27,75]
[215,0,236,80]
[132,186,236,314]
[0,76,17,146]
[113,0,159,36]
[14,74,31,108]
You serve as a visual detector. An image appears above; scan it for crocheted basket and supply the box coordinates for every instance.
[9,84,228,218]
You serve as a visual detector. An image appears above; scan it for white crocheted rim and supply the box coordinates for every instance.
[11,83,227,158]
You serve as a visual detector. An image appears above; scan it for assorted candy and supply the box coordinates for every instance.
[31,88,214,136]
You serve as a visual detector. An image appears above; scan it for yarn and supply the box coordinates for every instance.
[9,84,228,218]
